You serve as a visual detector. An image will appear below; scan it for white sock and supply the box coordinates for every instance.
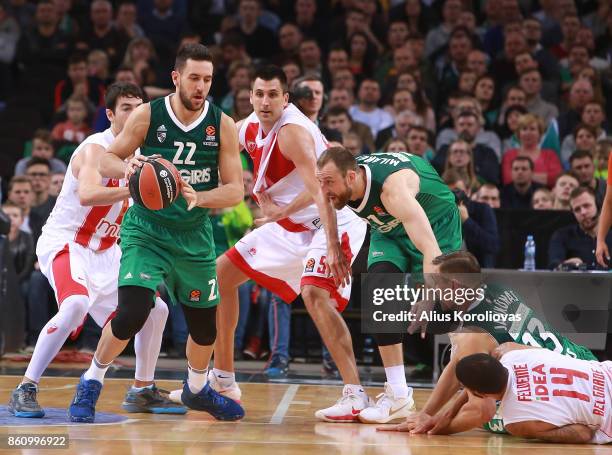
[134,297,168,382]
[212,368,235,388]
[385,365,409,398]
[24,295,89,383]
[188,364,207,394]
[84,356,111,384]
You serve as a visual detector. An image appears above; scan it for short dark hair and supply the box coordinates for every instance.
[174,43,213,71]
[325,106,350,119]
[457,110,478,122]
[68,52,87,66]
[572,122,598,139]
[432,250,481,274]
[33,129,52,144]
[220,30,245,49]
[408,125,429,136]
[569,185,596,203]
[511,155,534,170]
[442,168,466,186]
[569,149,594,164]
[456,354,509,394]
[8,175,32,192]
[104,82,144,112]
[317,147,358,176]
[26,156,51,171]
[253,65,288,93]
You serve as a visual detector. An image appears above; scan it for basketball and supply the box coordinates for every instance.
[129,158,182,211]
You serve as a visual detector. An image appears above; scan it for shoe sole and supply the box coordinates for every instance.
[11,410,45,418]
[121,403,188,414]
[314,412,360,423]
[170,389,242,404]
[69,414,95,423]
[358,401,416,424]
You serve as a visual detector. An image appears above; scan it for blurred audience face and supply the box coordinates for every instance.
[388,21,409,49]
[26,164,51,196]
[327,49,349,75]
[442,0,462,25]
[358,80,381,107]
[332,69,355,92]
[343,134,362,156]
[8,181,34,212]
[326,112,351,135]
[297,79,324,117]
[116,2,137,27]
[350,33,368,59]
[407,128,428,156]
[299,40,321,68]
[455,114,480,142]
[518,121,541,149]
[91,0,112,28]
[67,99,88,124]
[476,185,500,208]
[474,77,494,103]
[393,45,416,72]
[154,0,173,13]
[234,88,252,119]
[523,18,542,46]
[392,90,415,113]
[396,72,418,93]
[281,62,301,87]
[511,158,533,186]
[532,188,554,209]
[467,50,488,77]
[553,174,579,205]
[506,109,523,132]
[561,15,580,43]
[514,52,538,75]
[569,79,594,109]
[394,112,415,139]
[386,139,409,153]
[568,45,590,72]
[505,87,526,107]
[279,24,302,52]
[570,155,595,185]
[68,60,88,84]
[115,68,138,85]
[570,191,598,232]
[582,102,604,128]
[239,0,260,23]
[504,32,526,60]
[50,172,64,197]
[32,138,54,160]
[519,70,542,98]
[328,88,353,109]
[3,205,23,237]
[458,71,477,94]
[295,0,316,22]
[36,1,58,27]
[575,127,597,151]
[448,142,471,168]
[448,34,472,65]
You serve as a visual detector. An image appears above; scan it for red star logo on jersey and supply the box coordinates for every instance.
[246,140,257,154]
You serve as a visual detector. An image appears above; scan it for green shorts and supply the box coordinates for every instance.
[118,208,219,308]
[367,208,463,275]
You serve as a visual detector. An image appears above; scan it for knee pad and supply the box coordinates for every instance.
[374,332,404,347]
[111,286,155,340]
[181,304,217,346]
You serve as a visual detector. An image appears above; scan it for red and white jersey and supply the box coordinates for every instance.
[239,103,357,232]
[40,128,129,252]
[499,349,612,443]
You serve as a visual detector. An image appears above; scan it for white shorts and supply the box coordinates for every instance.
[226,216,367,311]
[36,237,120,330]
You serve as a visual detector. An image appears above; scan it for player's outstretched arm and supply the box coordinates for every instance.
[190,113,244,209]
[75,144,130,206]
[380,170,442,274]
[432,394,497,435]
[505,421,595,444]
[278,124,350,286]
[100,103,151,179]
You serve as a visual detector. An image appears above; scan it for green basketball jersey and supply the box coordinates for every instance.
[463,283,595,360]
[349,152,457,235]
[133,96,222,229]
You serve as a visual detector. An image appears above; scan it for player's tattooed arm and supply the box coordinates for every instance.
[278,124,350,286]
[380,169,442,274]
[100,103,151,179]
[505,421,595,444]
[191,113,244,209]
[75,144,130,206]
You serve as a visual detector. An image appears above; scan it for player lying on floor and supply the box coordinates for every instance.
[435,346,612,444]
[381,250,597,434]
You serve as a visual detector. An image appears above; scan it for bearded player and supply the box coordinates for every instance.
[8,82,185,418]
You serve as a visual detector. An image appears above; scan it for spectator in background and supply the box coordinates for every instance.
[561,101,609,163]
[501,156,543,209]
[390,71,436,132]
[424,0,462,58]
[24,157,56,243]
[498,104,528,153]
[87,49,110,85]
[327,87,354,111]
[457,70,477,95]
[382,137,409,153]
[496,85,527,129]
[7,0,35,32]
[552,171,580,210]
[406,125,434,161]
[51,95,91,144]
[375,109,418,150]
[569,149,607,207]
[349,78,394,138]
[298,38,322,76]
[532,187,555,209]
[220,61,252,115]
[474,75,498,127]
[323,46,349,88]
[443,139,480,193]
[122,37,158,87]
[324,107,374,152]
[331,67,356,93]
[346,31,378,79]
[551,14,581,60]
[2,201,34,293]
[490,30,528,91]
[436,26,474,98]
[14,129,67,176]
[473,183,501,209]
[342,131,364,156]
[502,113,562,187]
[114,1,143,40]
[594,140,611,181]
[0,1,20,102]
[274,23,302,65]
[7,176,34,233]
[233,0,277,60]
[443,169,499,268]
[230,87,252,122]
[519,68,559,125]
[53,53,105,112]
[374,20,409,87]
[49,171,64,197]
[466,49,489,78]
[549,186,612,270]
[294,0,325,48]
[522,16,562,89]
[76,0,129,69]
[558,78,595,140]
[280,59,301,88]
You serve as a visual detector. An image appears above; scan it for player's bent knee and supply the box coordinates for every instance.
[151,297,169,322]
[301,285,333,311]
[374,332,404,346]
[58,294,90,331]
[182,304,217,346]
[111,286,155,340]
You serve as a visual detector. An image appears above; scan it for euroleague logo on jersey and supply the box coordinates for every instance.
[203,124,218,147]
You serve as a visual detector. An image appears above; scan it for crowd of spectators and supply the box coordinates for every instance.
[1,0,612,370]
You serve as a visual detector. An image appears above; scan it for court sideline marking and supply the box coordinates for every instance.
[270,384,299,424]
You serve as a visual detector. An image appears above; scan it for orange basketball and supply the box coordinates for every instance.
[129,158,182,210]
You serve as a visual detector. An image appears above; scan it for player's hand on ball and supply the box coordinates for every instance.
[180,180,198,211]
[326,241,351,288]
[124,154,160,180]
[254,191,284,226]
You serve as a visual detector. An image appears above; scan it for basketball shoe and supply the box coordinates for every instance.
[68,374,102,423]
[122,384,187,414]
[314,385,371,422]
[181,382,244,421]
[358,383,415,424]
[8,383,45,418]
[168,370,242,404]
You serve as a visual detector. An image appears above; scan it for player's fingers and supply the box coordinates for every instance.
[377,423,408,432]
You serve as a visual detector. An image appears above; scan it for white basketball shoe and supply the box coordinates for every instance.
[358,383,415,424]
[314,385,371,423]
[168,370,242,404]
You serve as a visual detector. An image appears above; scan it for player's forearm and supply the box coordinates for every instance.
[530,424,594,444]
[442,400,493,435]
[597,188,612,241]
[99,153,128,179]
[313,192,340,247]
[196,183,244,209]
[278,190,314,219]
[422,363,462,415]
[78,184,130,207]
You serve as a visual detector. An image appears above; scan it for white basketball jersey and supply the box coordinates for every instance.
[239,103,357,231]
[41,128,129,252]
[499,349,612,443]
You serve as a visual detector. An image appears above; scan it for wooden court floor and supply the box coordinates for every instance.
[1,376,608,454]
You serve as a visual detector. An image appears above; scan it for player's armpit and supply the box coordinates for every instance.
[195,113,244,209]
[100,103,151,179]
[77,144,130,206]
[505,421,595,444]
